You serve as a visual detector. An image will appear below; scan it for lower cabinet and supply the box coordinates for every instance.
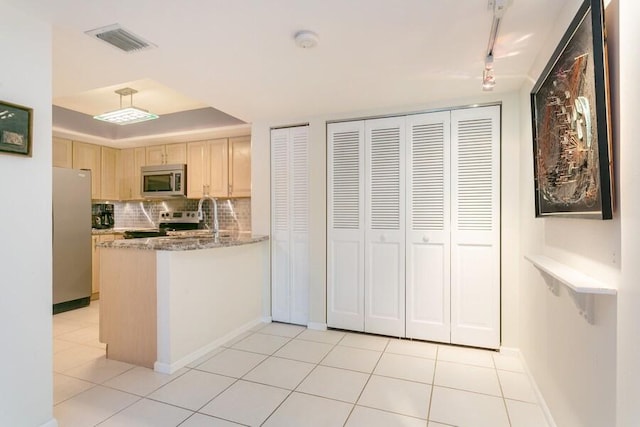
[92,234,122,297]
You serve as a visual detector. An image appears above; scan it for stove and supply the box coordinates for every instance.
[122,210,200,239]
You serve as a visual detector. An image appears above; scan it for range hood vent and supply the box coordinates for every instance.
[85,24,156,53]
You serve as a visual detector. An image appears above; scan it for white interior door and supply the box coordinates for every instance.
[450,106,501,349]
[327,121,365,331]
[364,117,406,337]
[405,111,452,342]
[271,128,291,322]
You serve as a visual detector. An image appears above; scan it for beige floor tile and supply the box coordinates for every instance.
[52,317,90,337]
[243,356,314,390]
[434,361,501,396]
[274,339,334,363]
[197,348,267,378]
[427,422,452,427]
[64,355,134,384]
[53,373,95,405]
[53,338,81,354]
[53,344,105,373]
[358,375,431,419]
[506,399,549,427]
[221,330,253,348]
[437,345,495,368]
[186,347,225,368]
[56,325,105,349]
[297,365,369,403]
[340,332,390,351]
[493,353,525,372]
[386,339,438,360]
[103,366,189,397]
[259,322,306,338]
[375,353,435,384]
[296,329,346,345]
[53,385,139,427]
[346,406,427,427]
[180,413,245,426]
[231,332,290,355]
[321,345,382,373]
[98,398,193,427]
[497,370,537,403]
[147,369,235,411]
[200,380,290,426]
[263,392,353,427]
[429,386,509,427]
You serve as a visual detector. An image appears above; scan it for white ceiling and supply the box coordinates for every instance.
[10,0,567,125]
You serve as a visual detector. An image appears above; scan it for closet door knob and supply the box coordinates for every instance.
[422,236,430,243]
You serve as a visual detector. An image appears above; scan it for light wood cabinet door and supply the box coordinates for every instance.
[73,141,101,199]
[119,147,146,200]
[208,138,229,197]
[186,140,209,199]
[101,147,119,200]
[145,145,165,166]
[92,235,100,295]
[229,135,251,197]
[53,137,73,168]
[165,143,187,164]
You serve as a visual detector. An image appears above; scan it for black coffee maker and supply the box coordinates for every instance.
[92,203,114,229]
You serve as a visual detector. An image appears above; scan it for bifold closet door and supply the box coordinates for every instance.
[450,106,500,349]
[327,121,365,331]
[364,117,406,337]
[405,111,452,342]
[271,126,309,325]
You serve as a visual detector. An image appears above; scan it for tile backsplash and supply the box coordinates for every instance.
[113,198,251,231]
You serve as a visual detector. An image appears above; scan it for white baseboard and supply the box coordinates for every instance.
[154,317,263,374]
[307,322,327,331]
[40,418,58,427]
[501,347,557,427]
[261,316,273,323]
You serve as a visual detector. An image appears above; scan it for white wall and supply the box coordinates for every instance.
[252,91,522,347]
[517,1,619,426]
[617,0,640,424]
[0,2,55,427]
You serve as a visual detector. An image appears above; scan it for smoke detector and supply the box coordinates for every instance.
[294,31,319,49]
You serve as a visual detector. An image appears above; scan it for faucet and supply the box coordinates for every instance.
[197,195,219,238]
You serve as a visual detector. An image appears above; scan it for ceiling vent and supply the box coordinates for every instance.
[85,24,156,53]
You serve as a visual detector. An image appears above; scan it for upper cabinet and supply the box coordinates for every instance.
[53,137,73,168]
[72,141,102,199]
[119,147,146,200]
[146,143,187,166]
[187,136,251,199]
[229,136,251,197]
[100,147,119,200]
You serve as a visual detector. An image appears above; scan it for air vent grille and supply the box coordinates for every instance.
[85,24,156,53]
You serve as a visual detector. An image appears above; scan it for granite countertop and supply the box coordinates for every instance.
[97,233,269,251]
[91,228,157,236]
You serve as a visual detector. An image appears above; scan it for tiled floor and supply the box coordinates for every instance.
[53,302,549,426]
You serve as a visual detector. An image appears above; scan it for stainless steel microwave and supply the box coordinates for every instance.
[141,164,187,198]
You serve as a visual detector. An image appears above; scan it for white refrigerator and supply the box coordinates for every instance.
[53,167,92,313]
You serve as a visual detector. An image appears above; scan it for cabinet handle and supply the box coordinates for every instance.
[422,236,430,243]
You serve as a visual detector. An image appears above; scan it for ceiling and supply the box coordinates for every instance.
[9,0,568,138]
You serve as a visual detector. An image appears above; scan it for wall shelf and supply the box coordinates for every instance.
[525,254,617,324]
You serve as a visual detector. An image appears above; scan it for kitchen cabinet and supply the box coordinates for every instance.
[271,126,309,325]
[53,137,73,168]
[145,143,186,166]
[229,135,251,197]
[187,136,251,199]
[100,146,119,200]
[119,147,146,200]
[73,141,101,199]
[92,233,121,297]
[327,105,501,349]
[187,138,229,198]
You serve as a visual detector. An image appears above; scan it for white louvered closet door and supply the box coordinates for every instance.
[450,106,500,349]
[365,117,406,337]
[270,126,309,325]
[327,121,365,331]
[405,111,452,342]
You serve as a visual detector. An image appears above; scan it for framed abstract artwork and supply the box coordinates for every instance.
[0,100,33,157]
[530,0,613,219]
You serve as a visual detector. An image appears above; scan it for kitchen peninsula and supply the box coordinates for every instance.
[98,233,268,374]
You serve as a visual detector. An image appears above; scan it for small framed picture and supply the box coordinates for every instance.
[0,100,33,157]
